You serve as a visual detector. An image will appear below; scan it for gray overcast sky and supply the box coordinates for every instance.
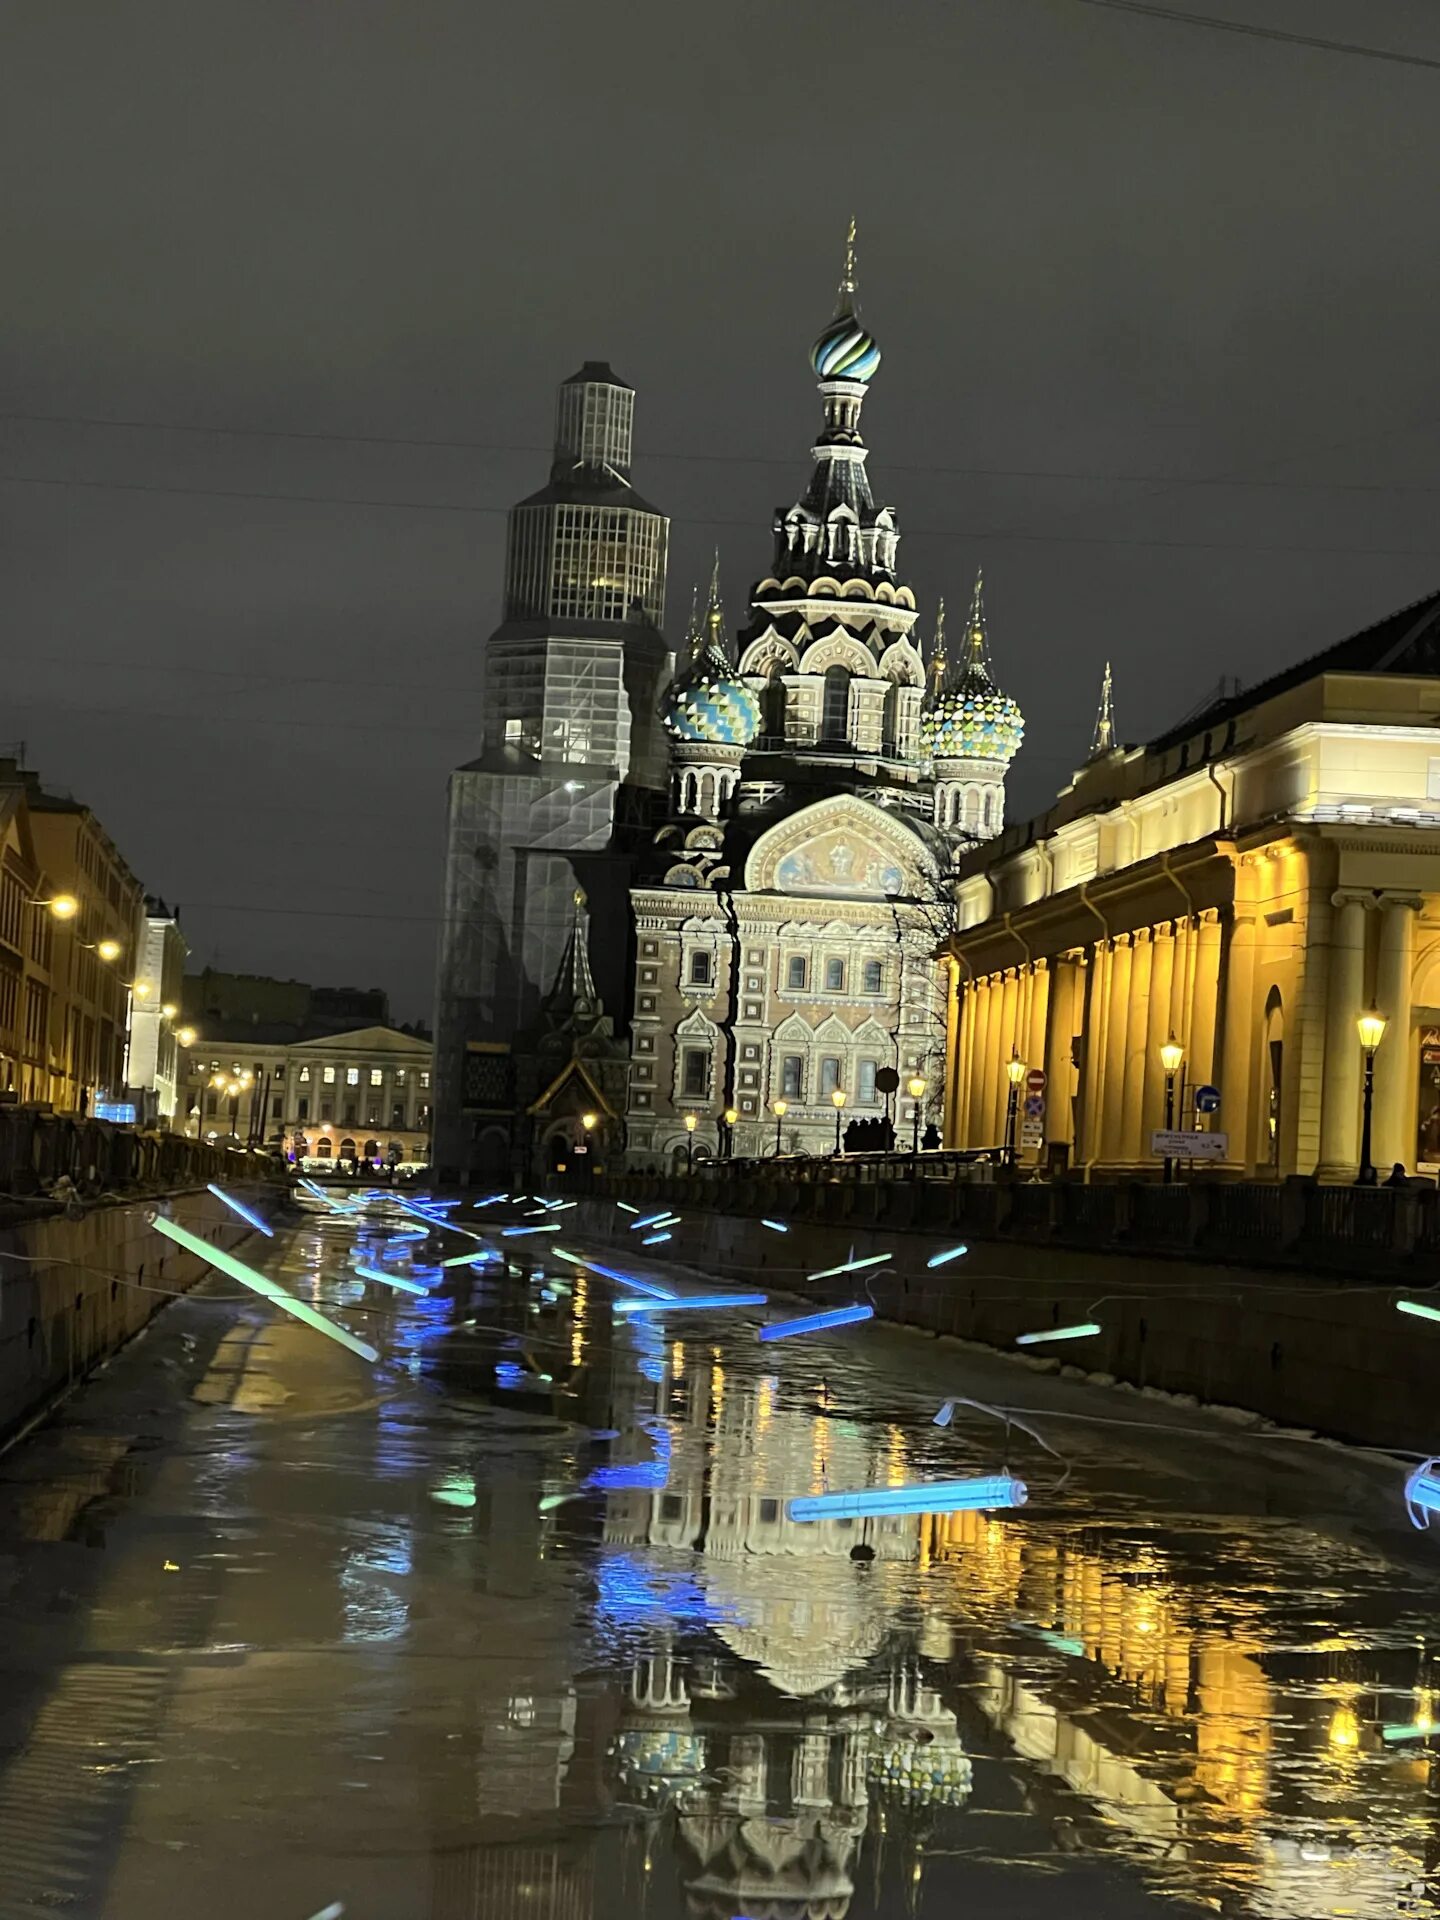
[3,0,1439,1019]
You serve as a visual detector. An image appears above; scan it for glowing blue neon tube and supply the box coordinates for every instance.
[759,1303,874,1342]
[353,1262,429,1297]
[788,1474,1027,1523]
[927,1244,969,1268]
[502,1224,560,1237]
[1015,1322,1101,1347]
[1383,1720,1435,1743]
[1405,1460,1440,1528]
[206,1183,275,1237]
[641,1232,672,1246]
[441,1248,494,1268]
[612,1292,767,1315]
[761,1219,789,1233]
[806,1252,891,1281]
[150,1212,377,1362]
[616,1202,640,1214]
[1398,1299,1440,1325]
[631,1211,675,1230]
[550,1250,676,1298]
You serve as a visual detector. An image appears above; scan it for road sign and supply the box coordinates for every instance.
[1194,1084,1221,1115]
[1151,1128,1227,1161]
[1023,1094,1045,1118]
[875,1066,900,1095]
[1020,1120,1044,1149]
[1026,1067,1047,1092]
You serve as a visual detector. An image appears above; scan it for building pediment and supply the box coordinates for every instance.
[744,795,936,899]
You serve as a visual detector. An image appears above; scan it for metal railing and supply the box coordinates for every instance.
[586,1156,1440,1278]
[0,1104,281,1206]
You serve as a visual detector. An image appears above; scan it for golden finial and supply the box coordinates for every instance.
[708,546,721,608]
[1090,660,1116,757]
[572,886,587,911]
[837,215,859,315]
[965,567,987,667]
[704,548,730,659]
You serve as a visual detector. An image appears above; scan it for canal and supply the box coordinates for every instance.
[0,1192,1437,1918]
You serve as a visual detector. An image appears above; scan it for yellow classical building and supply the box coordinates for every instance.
[942,590,1440,1179]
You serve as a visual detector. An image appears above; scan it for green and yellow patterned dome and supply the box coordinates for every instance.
[921,575,1024,766]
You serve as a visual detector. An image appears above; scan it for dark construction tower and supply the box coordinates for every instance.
[431,363,670,1179]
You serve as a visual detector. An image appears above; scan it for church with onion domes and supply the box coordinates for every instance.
[624,225,1025,1167]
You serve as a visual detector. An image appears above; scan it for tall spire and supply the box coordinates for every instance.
[704,548,728,657]
[836,215,859,317]
[960,569,992,681]
[927,596,949,699]
[542,887,602,1025]
[1090,660,1117,757]
[681,582,702,665]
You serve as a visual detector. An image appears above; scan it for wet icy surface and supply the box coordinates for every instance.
[1,1195,1439,1917]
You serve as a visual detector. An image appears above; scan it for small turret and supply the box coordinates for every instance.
[921,570,1024,841]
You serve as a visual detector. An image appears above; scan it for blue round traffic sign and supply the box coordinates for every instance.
[1194,1084,1221,1115]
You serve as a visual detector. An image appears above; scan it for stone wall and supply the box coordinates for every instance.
[0,1185,278,1447]
[569,1191,1436,1457]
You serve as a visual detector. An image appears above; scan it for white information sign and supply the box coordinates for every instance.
[1151,1129,1228,1161]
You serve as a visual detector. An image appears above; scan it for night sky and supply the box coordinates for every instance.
[4,1,1440,1021]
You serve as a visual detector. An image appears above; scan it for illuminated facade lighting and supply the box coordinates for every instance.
[758,1303,875,1342]
[787,1474,1028,1523]
[150,1212,377,1362]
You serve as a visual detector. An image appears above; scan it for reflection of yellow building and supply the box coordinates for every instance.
[942,593,1440,1177]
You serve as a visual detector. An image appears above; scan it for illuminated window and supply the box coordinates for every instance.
[395,1068,407,1086]
[316,1137,332,1158]
[419,1071,429,1089]
[322,1066,335,1085]
[862,959,882,994]
[781,1055,803,1098]
[786,955,807,992]
[824,957,845,992]
[369,1068,382,1087]
[858,1059,878,1104]
[820,1056,841,1095]
[299,1066,310,1083]
[345,1067,359,1086]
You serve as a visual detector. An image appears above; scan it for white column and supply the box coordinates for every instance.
[1318,892,1368,1178]
[1374,894,1420,1173]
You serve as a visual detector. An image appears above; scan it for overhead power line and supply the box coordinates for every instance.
[1069,0,1440,71]
[9,467,1440,560]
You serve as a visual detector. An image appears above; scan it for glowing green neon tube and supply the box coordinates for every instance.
[151,1212,377,1362]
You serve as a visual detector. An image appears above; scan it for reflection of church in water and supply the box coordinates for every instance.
[599,1367,973,1918]
[625,224,1025,1167]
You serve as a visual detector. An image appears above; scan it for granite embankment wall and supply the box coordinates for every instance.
[0,1185,277,1446]
[569,1190,1440,1457]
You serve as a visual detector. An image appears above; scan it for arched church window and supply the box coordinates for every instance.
[762,672,786,742]
[882,681,901,756]
[963,788,981,832]
[822,666,851,744]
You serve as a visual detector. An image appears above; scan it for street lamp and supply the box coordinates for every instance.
[1004,1052,1026,1168]
[581,1111,597,1133]
[906,1073,927,1156]
[34,893,78,920]
[214,1068,252,1140]
[176,1026,196,1049]
[684,1110,698,1171]
[831,1086,847,1155]
[723,1107,739,1160]
[771,1097,787,1157]
[1356,1007,1387,1187]
[1159,1033,1185,1182]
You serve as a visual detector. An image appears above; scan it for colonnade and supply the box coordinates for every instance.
[947,912,1225,1168]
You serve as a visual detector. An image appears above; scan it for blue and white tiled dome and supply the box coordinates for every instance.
[811,312,882,383]
[922,673,1024,766]
[661,650,761,748]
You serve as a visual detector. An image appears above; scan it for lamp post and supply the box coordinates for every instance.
[1356,1007,1387,1187]
[907,1074,927,1156]
[722,1107,739,1160]
[1159,1034,1185,1182]
[1004,1052,1026,1168]
[214,1068,252,1142]
[831,1086,847,1155]
[684,1111,698,1172]
[771,1098,787,1157]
